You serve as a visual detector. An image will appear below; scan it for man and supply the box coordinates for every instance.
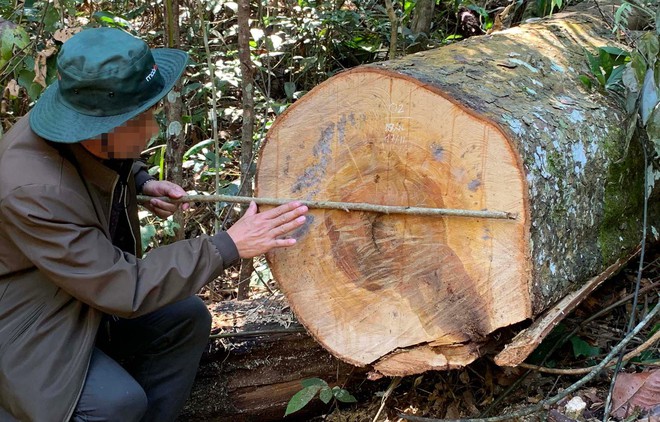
[0,28,308,421]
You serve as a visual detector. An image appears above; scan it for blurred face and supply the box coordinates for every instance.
[81,108,159,159]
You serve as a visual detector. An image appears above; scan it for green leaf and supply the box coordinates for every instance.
[220,139,239,151]
[319,386,333,404]
[183,139,215,159]
[647,105,660,151]
[632,51,647,85]
[640,68,658,126]
[656,7,660,36]
[17,69,43,100]
[161,218,180,237]
[638,32,659,68]
[1,28,15,61]
[578,74,592,90]
[92,11,130,28]
[301,378,329,388]
[527,323,567,364]
[599,46,629,58]
[12,26,29,50]
[585,49,606,86]
[606,65,626,90]
[140,224,157,250]
[599,48,614,79]
[204,152,229,167]
[333,387,357,403]
[284,81,296,100]
[614,3,632,29]
[284,385,321,416]
[569,336,600,358]
[43,6,60,33]
[622,65,639,93]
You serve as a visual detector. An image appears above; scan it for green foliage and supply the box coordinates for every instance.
[582,46,630,91]
[139,214,181,253]
[526,323,568,366]
[284,378,356,417]
[534,0,563,17]
[569,335,600,358]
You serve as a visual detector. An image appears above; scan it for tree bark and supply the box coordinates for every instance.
[255,1,653,375]
[236,0,256,299]
[410,0,435,35]
[164,0,185,241]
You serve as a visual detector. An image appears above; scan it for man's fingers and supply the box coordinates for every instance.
[260,201,303,219]
[272,215,307,237]
[166,185,186,199]
[273,238,297,248]
[272,205,308,227]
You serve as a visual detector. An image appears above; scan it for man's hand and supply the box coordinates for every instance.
[141,180,190,218]
[227,201,309,259]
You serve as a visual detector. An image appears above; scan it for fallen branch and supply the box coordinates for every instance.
[518,328,660,375]
[137,194,517,220]
[399,296,660,422]
[209,327,306,339]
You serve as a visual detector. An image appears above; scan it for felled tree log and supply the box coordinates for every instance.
[178,297,362,421]
[255,1,651,376]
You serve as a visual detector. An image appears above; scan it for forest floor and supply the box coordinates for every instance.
[312,247,660,422]
[199,245,659,422]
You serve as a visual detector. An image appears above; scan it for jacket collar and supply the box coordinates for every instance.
[66,143,118,194]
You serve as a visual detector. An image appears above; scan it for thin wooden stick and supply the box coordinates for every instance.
[137,194,518,220]
[518,328,660,375]
[209,327,306,339]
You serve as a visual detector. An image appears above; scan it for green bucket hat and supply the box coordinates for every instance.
[29,27,188,143]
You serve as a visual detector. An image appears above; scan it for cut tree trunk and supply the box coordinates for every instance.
[255,1,650,376]
[178,297,363,421]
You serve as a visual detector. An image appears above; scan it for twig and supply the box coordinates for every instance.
[137,194,518,220]
[194,0,222,232]
[518,327,660,375]
[209,327,305,339]
[373,376,401,422]
[384,0,398,59]
[399,297,660,422]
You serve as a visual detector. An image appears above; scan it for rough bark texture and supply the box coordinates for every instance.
[411,0,435,35]
[255,1,650,375]
[177,298,362,421]
[164,0,185,241]
[237,0,256,299]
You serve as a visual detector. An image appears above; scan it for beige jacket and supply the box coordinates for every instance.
[0,114,238,421]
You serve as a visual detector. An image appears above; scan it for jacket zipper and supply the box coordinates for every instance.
[122,183,138,255]
[64,171,121,422]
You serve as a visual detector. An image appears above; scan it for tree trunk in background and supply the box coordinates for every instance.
[236,0,256,299]
[411,0,435,35]
[255,1,655,375]
[164,0,185,241]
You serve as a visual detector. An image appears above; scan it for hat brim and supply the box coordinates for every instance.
[29,49,188,143]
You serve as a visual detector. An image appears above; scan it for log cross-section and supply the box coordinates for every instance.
[255,1,646,376]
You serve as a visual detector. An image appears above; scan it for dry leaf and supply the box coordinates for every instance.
[367,371,383,381]
[5,79,20,98]
[53,27,81,43]
[612,369,660,420]
[33,44,57,88]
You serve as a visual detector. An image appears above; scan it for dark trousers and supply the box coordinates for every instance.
[71,296,212,422]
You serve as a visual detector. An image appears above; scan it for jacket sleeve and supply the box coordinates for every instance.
[0,183,239,318]
[131,161,155,193]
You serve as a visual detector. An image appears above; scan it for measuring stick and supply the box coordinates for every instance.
[138,194,518,220]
